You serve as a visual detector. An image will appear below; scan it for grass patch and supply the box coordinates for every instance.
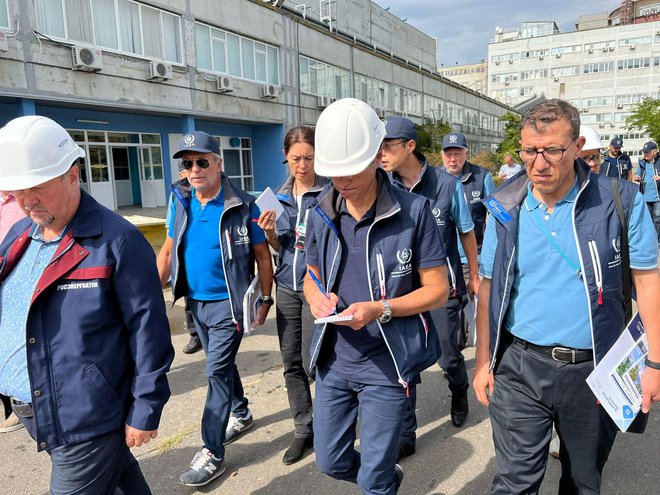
[155,425,198,454]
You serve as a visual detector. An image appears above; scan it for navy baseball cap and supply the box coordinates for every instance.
[641,141,658,153]
[442,132,468,150]
[610,138,623,148]
[384,117,418,141]
[173,131,220,158]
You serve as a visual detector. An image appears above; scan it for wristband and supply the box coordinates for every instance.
[259,296,274,306]
[645,358,660,370]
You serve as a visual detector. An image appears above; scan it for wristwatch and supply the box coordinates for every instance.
[378,299,392,323]
[258,296,274,306]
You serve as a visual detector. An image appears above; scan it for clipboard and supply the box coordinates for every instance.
[242,276,261,335]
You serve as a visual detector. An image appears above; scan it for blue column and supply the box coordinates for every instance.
[20,99,36,116]
[182,115,195,133]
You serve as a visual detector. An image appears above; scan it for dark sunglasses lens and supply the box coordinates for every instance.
[182,159,210,169]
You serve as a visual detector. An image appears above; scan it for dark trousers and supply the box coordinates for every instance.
[275,286,314,438]
[184,296,196,336]
[313,368,407,495]
[648,201,660,241]
[15,412,149,495]
[189,298,249,458]
[489,338,618,495]
[433,297,469,393]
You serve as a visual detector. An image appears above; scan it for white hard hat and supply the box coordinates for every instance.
[579,125,604,152]
[0,115,86,190]
[314,98,385,177]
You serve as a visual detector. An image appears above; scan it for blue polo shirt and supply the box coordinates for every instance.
[459,173,495,263]
[636,160,660,203]
[480,180,658,348]
[306,196,444,386]
[0,226,61,402]
[167,185,265,300]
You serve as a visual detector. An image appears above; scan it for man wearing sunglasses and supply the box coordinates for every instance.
[157,131,273,487]
[474,99,660,494]
[634,141,660,241]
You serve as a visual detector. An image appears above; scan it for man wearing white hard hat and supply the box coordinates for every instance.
[578,125,605,174]
[304,98,449,494]
[0,116,174,494]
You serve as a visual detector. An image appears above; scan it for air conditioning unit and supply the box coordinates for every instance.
[581,108,589,113]
[539,55,544,60]
[588,48,594,54]
[317,95,335,109]
[375,107,386,118]
[609,46,615,51]
[602,47,609,52]
[71,45,103,71]
[553,76,560,81]
[610,123,615,128]
[495,60,500,65]
[616,103,624,109]
[504,80,510,85]
[216,75,234,93]
[260,83,278,99]
[629,44,635,50]
[508,59,514,64]
[599,122,605,128]
[556,53,561,58]
[147,60,172,81]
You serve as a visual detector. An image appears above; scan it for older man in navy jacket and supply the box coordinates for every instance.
[0,116,174,494]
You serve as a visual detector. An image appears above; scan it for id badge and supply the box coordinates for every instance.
[294,210,309,251]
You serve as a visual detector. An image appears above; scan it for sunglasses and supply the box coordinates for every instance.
[181,158,210,170]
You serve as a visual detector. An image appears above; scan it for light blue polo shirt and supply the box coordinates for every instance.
[480,180,658,349]
[0,226,61,402]
[452,179,475,234]
[167,185,265,301]
[459,173,495,263]
[635,161,660,203]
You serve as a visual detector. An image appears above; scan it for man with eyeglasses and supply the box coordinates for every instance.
[380,118,479,461]
[578,125,605,174]
[157,131,274,487]
[601,137,633,180]
[474,99,660,494]
[634,141,660,241]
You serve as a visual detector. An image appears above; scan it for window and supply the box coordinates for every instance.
[218,137,253,192]
[581,97,612,107]
[0,0,9,29]
[521,49,549,59]
[196,23,279,84]
[583,62,614,74]
[619,36,651,47]
[617,58,651,70]
[551,45,582,55]
[580,113,612,124]
[551,65,580,77]
[521,69,548,80]
[34,0,182,63]
[519,87,534,96]
[584,41,616,52]
[300,56,350,99]
[491,52,519,63]
[394,87,421,116]
[491,72,517,83]
[615,94,649,105]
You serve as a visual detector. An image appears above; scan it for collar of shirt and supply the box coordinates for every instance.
[191,183,224,206]
[524,178,579,212]
[338,197,377,225]
[29,223,68,244]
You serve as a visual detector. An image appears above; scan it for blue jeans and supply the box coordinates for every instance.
[49,429,150,495]
[189,298,249,458]
[313,368,407,495]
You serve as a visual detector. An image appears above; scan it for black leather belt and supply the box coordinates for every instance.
[10,398,34,418]
[512,336,593,364]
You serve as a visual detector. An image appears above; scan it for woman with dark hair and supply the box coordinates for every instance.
[257,126,328,464]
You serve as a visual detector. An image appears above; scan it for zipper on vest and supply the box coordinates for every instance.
[376,252,386,300]
[587,240,604,305]
[224,229,233,260]
[446,258,457,297]
[420,314,429,348]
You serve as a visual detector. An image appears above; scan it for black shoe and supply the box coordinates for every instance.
[451,390,469,427]
[394,464,404,493]
[282,435,314,465]
[397,441,416,461]
[183,334,202,354]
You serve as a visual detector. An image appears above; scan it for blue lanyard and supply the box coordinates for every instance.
[526,199,582,280]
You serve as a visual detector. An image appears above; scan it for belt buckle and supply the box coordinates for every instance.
[551,347,576,363]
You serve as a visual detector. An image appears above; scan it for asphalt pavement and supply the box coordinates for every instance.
[1,292,658,494]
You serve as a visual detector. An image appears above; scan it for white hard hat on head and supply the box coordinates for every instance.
[0,115,86,191]
[579,125,604,152]
[314,98,385,177]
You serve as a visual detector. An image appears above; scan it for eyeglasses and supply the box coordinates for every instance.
[582,154,603,164]
[516,139,576,164]
[381,139,408,151]
[181,158,210,170]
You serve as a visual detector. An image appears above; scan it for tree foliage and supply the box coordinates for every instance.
[415,120,453,155]
[626,97,660,144]
[495,112,522,164]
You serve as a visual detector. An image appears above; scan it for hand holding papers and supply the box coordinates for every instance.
[255,187,284,220]
[314,314,355,324]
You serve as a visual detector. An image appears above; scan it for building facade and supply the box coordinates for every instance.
[0,0,510,211]
[438,62,488,95]
[488,1,660,159]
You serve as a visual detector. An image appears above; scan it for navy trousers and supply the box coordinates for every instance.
[189,298,249,458]
[489,338,618,495]
[433,297,469,393]
[313,368,407,495]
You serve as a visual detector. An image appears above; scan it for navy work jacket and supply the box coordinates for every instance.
[0,191,174,451]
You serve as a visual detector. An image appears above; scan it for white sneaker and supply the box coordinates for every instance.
[549,435,561,459]
[223,408,254,445]
[0,413,24,433]
[179,448,226,486]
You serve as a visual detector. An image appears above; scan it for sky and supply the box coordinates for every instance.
[372,1,619,66]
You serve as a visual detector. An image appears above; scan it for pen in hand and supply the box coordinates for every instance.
[308,269,336,315]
